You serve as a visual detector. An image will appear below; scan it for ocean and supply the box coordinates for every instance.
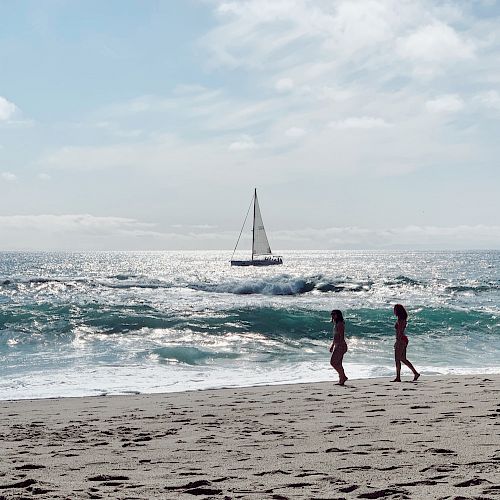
[0,250,499,400]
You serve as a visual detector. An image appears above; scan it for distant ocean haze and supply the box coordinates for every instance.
[0,250,499,399]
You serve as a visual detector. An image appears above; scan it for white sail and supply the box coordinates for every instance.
[252,191,272,256]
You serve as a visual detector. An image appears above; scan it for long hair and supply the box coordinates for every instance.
[331,309,344,323]
[394,304,408,321]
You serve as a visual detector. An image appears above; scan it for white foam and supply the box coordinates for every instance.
[2,361,499,400]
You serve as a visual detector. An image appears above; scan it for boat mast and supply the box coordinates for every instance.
[251,188,256,261]
[230,192,254,262]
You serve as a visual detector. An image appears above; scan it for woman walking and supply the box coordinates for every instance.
[329,309,348,385]
[392,304,420,382]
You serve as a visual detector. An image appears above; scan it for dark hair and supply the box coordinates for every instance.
[331,309,344,323]
[394,304,408,321]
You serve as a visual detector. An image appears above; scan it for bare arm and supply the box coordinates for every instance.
[329,324,336,352]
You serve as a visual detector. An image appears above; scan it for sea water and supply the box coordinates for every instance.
[0,250,499,400]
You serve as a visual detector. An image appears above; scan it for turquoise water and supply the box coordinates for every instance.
[0,250,499,399]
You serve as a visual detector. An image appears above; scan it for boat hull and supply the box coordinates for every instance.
[231,259,283,267]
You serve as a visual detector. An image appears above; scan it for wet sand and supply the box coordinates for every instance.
[0,375,499,499]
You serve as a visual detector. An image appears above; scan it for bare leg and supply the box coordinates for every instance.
[331,361,347,385]
[392,360,402,382]
[331,363,341,382]
[337,364,347,385]
[401,358,420,380]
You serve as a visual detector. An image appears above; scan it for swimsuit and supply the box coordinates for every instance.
[394,322,408,360]
[395,322,409,344]
[331,325,348,363]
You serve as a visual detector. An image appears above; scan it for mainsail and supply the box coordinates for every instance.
[252,191,272,257]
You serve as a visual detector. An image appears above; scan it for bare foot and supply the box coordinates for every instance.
[413,373,420,381]
[391,378,401,382]
[337,377,347,385]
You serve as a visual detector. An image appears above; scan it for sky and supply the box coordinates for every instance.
[1,0,500,250]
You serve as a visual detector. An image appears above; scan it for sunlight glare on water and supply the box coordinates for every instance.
[0,250,499,399]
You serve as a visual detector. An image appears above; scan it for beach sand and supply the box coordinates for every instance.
[0,375,499,499]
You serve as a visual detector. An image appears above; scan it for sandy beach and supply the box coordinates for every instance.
[0,375,499,499]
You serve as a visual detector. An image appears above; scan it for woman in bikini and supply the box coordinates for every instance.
[329,309,348,385]
[393,304,420,382]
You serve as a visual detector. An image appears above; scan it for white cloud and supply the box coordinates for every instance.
[320,86,355,102]
[66,2,496,188]
[181,0,498,186]
[93,121,143,138]
[0,214,166,250]
[0,119,35,129]
[37,173,51,181]
[474,90,500,110]
[397,22,474,64]
[0,97,17,121]
[171,224,218,230]
[275,78,294,92]
[42,134,220,174]
[203,1,480,85]
[0,214,157,233]
[103,85,280,135]
[5,0,496,252]
[228,135,257,151]
[44,144,139,170]
[426,94,465,113]
[271,224,500,249]
[285,127,306,137]
[1,172,18,182]
[328,116,391,129]
[396,21,476,78]
[2,216,497,250]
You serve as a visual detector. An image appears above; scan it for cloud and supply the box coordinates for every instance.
[8,0,498,251]
[203,1,479,83]
[171,224,218,230]
[0,214,238,250]
[1,172,18,182]
[474,90,500,110]
[285,127,306,137]
[179,0,500,184]
[0,214,157,233]
[426,94,465,113]
[93,121,143,139]
[0,214,165,250]
[61,1,496,186]
[275,78,294,92]
[0,97,18,121]
[397,22,475,64]
[271,224,500,249]
[228,135,257,151]
[328,116,391,129]
[41,134,223,175]
[320,86,355,102]
[2,216,498,250]
[102,85,281,136]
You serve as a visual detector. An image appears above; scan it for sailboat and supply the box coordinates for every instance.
[231,189,283,266]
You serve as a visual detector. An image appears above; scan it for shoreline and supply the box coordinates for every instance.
[1,374,499,499]
[3,368,500,402]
